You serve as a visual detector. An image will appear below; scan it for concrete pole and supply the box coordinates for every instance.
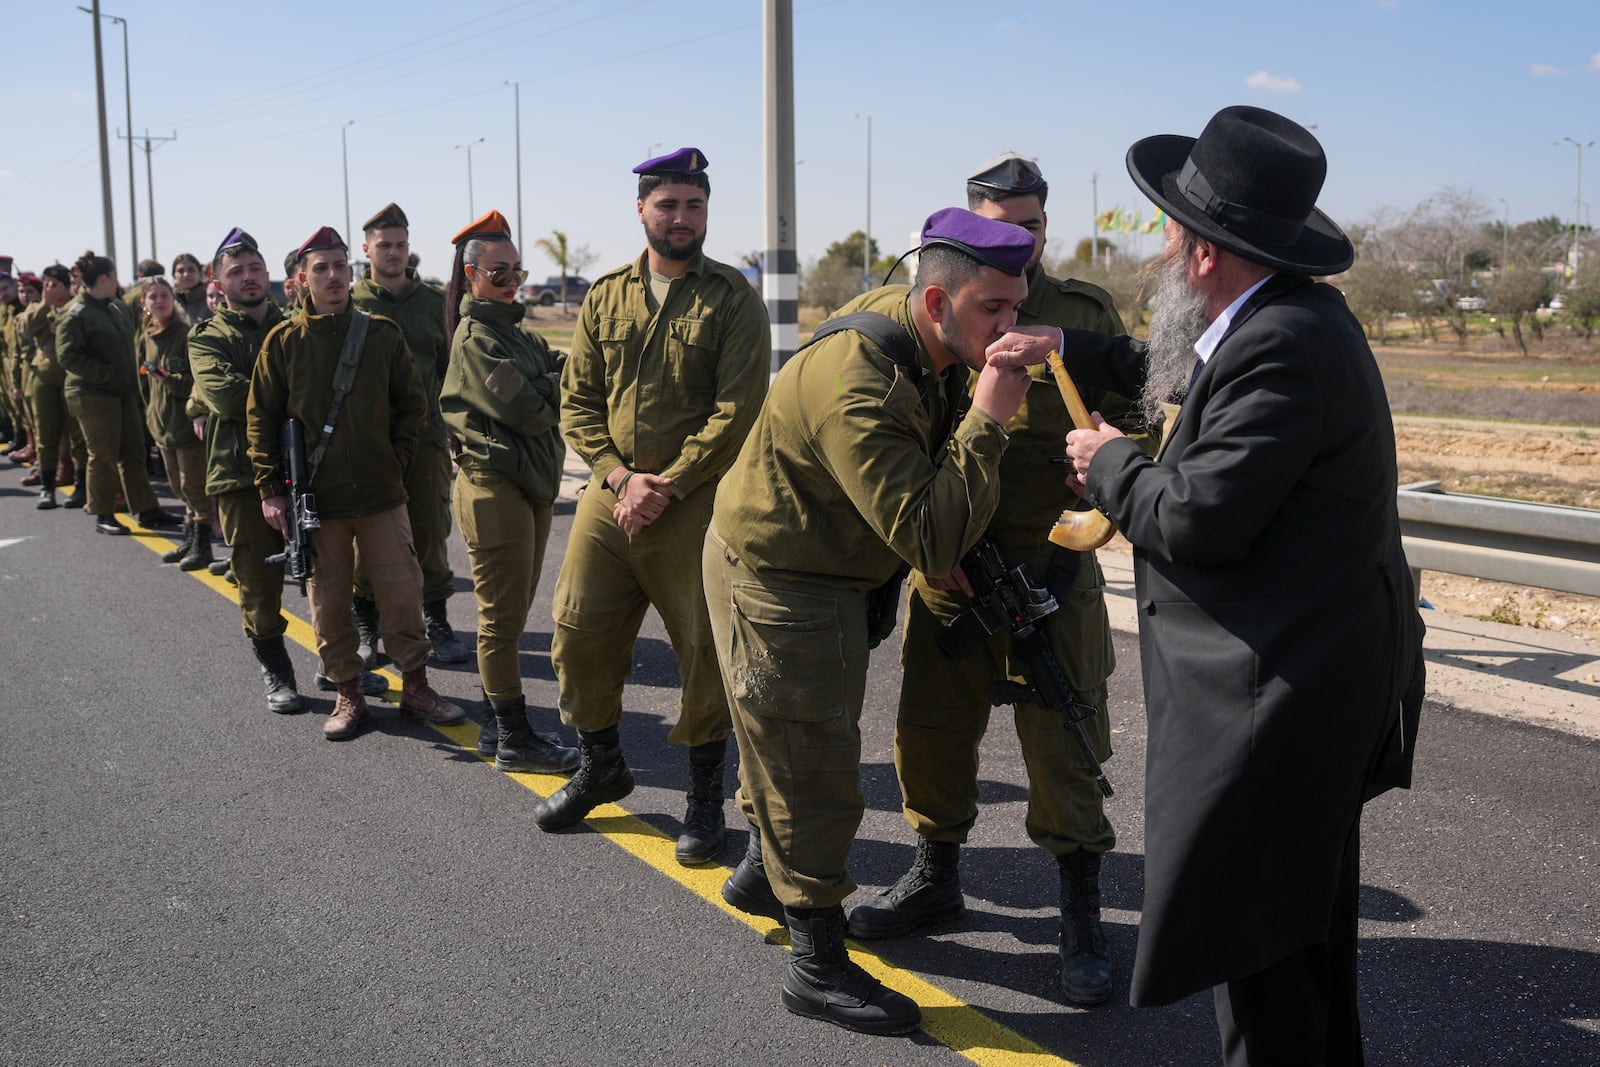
[763,0,798,368]
[88,2,117,262]
[341,121,354,245]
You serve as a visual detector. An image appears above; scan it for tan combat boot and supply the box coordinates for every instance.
[324,679,368,741]
[399,668,466,726]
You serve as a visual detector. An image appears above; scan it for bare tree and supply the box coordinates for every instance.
[1394,188,1492,345]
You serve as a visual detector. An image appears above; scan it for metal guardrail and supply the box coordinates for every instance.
[1398,481,1600,597]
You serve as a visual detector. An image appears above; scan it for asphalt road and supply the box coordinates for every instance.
[2,476,1597,1067]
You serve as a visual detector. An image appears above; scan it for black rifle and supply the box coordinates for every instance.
[265,417,319,595]
[938,535,1113,797]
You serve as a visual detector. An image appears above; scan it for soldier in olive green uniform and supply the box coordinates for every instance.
[706,209,1043,1035]
[439,209,578,774]
[19,266,89,508]
[189,229,305,713]
[55,254,181,536]
[169,253,213,324]
[535,148,770,863]
[136,275,212,569]
[350,202,467,665]
[0,271,29,462]
[846,155,1159,1007]
[249,225,464,743]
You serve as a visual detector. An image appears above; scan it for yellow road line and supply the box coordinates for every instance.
[122,512,1078,1067]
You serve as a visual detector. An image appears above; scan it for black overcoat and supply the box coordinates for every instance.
[1062,274,1426,1006]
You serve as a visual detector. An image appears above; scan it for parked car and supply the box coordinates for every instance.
[1455,295,1487,312]
[517,275,592,306]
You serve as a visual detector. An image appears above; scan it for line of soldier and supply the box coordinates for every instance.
[0,144,1144,1041]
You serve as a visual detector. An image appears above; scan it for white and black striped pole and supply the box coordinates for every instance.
[763,0,798,369]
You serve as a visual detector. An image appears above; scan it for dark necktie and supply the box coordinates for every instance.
[1187,357,1205,395]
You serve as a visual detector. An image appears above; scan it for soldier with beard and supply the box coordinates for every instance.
[536,148,770,866]
[1011,106,1426,1065]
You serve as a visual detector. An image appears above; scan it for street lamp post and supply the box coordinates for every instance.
[855,113,871,291]
[506,82,523,253]
[1558,137,1593,274]
[340,120,354,243]
[454,137,485,219]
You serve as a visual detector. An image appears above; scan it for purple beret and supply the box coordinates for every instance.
[633,146,708,176]
[919,207,1033,276]
[294,226,347,263]
[213,227,259,262]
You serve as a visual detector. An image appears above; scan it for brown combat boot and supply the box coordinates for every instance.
[324,679,368,741]
[398,667,466,726]
[55,453,74,486]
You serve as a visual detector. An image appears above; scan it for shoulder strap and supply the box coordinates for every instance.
[305,309,370,480]
[803,310,921,387]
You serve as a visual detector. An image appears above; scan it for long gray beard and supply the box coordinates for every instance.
[1141,256,1211,424]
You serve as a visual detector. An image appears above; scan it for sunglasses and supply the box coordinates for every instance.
[469,264,528,288]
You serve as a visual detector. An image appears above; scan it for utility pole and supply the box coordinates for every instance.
[1497,197,1509,270]
[764,0,798,368]
[119,130,176,258]
[85,2,116,261]
[82,7,136,263]
[507,82,523,254]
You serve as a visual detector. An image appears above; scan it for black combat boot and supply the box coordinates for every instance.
[1058,850,1112,1005]
[847,838,963,939]
[492,695,579,773]
[782,905,922,1035]
[179,522,214,571]
[137,506,183,529]
[250,635,304,714]
[62,470,86,509]
[95,514,129,535]
[352,596,380,668]
[676,738,727,865]
[35,470,57,511]
[208,556,231,576]
[721,824,783,922]
[533,727,634,830]
[423,599,472,663]
[161,519,194,563]
[476,698,498,757]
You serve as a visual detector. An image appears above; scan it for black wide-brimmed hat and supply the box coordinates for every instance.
[1126,105,1354,275]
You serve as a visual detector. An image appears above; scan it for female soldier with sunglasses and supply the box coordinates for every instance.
[440,210,578,776]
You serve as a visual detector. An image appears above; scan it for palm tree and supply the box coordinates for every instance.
[535,230,572,309]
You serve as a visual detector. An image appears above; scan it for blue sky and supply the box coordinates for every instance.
[4,0,1598,282]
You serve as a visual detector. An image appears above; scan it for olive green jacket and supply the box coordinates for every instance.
[175,284,212,324]
[713,287,1009,590]
[56,292,138,400]
[247,304,424,519]
[19,302,65,386]
[441,296,566,507]
[352,268,448,444]
[139,324,199,449]
[188,303,286,495]
[561,251,770,499]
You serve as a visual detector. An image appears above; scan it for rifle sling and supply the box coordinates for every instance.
[304,309,370,483]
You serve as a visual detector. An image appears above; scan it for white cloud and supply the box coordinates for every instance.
[1530,63,1568,76]
[1589,52,1600,72]
[1246,70,1302,94]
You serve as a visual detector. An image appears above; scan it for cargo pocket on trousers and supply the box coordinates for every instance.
[729,582,845,722]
